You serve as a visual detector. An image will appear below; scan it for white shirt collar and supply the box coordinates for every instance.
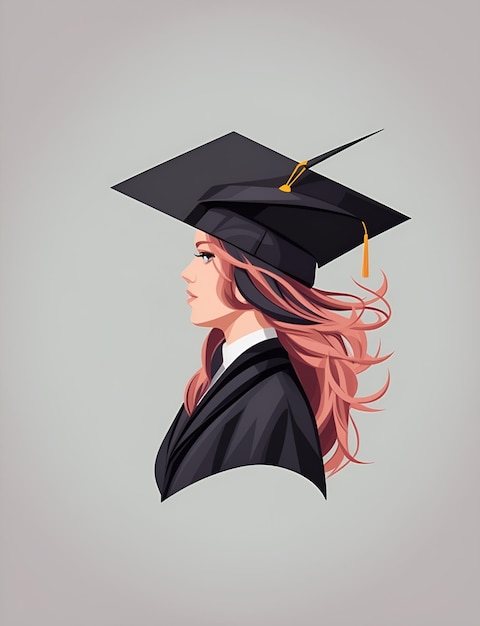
[198,328,278,404]
[221,327,277,370]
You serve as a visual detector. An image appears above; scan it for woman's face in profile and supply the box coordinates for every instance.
[181,231,240,329]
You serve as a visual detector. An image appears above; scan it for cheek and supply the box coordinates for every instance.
[206,271,230,315]
[198,264,235,317]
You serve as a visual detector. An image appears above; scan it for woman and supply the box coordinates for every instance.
[113,130,408,501]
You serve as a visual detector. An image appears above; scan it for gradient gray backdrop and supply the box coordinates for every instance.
[1,1,479,624]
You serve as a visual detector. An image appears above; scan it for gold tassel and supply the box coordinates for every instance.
[279,161,308,192]
[362,221,369,278]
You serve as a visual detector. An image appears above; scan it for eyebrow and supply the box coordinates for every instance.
[195,240,211,249]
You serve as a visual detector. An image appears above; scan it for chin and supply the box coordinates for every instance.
[189,313,216,328]
[190,311,233,329]
[190,318,210,328]
[189,305,239,330]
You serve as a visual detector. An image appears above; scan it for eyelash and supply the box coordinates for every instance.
[194,252,215,264]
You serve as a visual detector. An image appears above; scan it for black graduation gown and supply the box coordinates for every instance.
[155,338,326,501]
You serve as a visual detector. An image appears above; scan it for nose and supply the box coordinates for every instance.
[181,259,196,283]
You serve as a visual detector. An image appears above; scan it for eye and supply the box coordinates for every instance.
[194,252,215,264]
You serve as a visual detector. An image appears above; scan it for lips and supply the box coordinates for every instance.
[186,290,197,304]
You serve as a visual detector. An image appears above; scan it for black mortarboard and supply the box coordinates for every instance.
[112,131,409,287]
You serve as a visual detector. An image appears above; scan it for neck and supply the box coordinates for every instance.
[221,310,271,344]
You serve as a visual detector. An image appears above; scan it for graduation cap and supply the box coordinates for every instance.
[112,131,409,287]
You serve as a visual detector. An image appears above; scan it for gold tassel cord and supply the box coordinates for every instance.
[279,161,308,193]
[361,221,369,278]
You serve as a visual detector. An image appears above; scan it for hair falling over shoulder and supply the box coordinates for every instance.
[184,234,392,477]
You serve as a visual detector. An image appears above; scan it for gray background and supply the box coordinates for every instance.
[1,1,478,624]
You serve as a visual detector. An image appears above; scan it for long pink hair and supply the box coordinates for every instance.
[184,234,391,477]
